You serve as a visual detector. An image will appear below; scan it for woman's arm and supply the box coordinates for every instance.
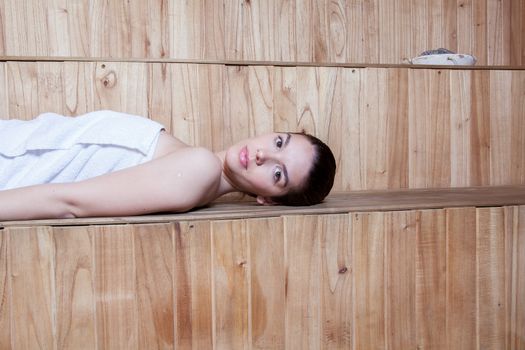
[0,147,222,221]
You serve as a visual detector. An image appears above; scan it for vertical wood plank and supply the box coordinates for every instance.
[469,70,491,186]
[446,207,477,350]
[427,0,444,51]
[363,68,408,190]
[378,0,395,63]
[410,0,427,59]
[248,218,285,349]
[92,0,168,58]
[36,62,65,114]
[94,62,148,116]
[212,220,250,349]
[247,65,274,135]
[63,62,94,116]
[242,0,275,61]
[222,65,253,148]
[9,226,55,349]
[318,67,343,189]
[510,71,525,184]
[296,0,313,61]
[450,70,472,187]
[170,64,199,145]
[456,0,473,57]
[443,0,457,51]
[148,63,173,131]
[94,225,138,349]
[46,0,81,56]
[477,207,506,349]
[346,0,364,63]
[274,0,296,61]
[0,229,10,349]
[174,221,213,350]
[54,226,96,350]
[489,70,512,185]
[3,0,49,56]
[416,209,447,349]
[487,0,511,64]
[6,62,39,120]
[170,0,203,60]
[0,63,8,119]
[198,64,224,151]
[386,211,417,349]
[284,215,321,350]
[328,0,347,62]
[134,224,174,350]
[273,66,297,133]
[223,0,243,60]
[352,212,386,349]
[408,69,451,188]
[296,67,319,135]
[341,67,363,191]
[362,0,380,63]
[509,0,524,65]
[472,0,488,65]
[510,206,525,349]
[319,214,352,349]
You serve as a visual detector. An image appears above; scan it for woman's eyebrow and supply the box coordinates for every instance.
[284,133,291,147]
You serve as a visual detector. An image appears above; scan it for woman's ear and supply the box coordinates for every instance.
[256,196,275,205]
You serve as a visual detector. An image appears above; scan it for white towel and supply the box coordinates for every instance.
[0,110,165,190]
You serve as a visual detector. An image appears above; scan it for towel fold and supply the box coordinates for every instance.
[0,110,165,190]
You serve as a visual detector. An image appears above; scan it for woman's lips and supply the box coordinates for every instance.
[240,146,248,169]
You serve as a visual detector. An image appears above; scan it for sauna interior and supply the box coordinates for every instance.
[0,0,524,349]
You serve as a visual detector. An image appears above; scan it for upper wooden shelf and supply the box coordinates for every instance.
[0,56,524,71]
[2,185,524,227]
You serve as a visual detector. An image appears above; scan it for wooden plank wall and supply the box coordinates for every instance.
[0,0,523,65]
[0,62,523,192]
[0,206,523,349]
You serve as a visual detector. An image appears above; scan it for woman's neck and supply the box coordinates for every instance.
[214,150,240,197]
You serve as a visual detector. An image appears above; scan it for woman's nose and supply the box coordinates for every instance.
[255,149,264,165]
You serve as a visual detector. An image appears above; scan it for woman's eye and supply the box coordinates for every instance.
[274,168,282,182]
[275,136,283,148]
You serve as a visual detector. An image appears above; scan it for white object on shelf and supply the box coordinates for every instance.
[408,53,477,65]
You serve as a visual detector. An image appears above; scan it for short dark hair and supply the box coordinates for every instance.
[271,133,336,206]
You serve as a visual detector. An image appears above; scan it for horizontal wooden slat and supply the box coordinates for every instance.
[2,185,524,227]
[1,56,525,70]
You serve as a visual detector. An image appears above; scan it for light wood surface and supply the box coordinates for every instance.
[0,0,523,65]
[0,62,524,193]
[1,205,524,349]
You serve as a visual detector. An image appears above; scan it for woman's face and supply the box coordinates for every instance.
[224,133,315,203]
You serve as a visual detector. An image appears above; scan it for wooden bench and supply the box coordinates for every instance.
[1,185,524,349]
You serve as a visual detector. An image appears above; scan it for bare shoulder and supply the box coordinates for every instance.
[156,146,222,206]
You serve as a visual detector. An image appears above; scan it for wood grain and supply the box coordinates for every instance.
[352,212,386,349]
[9,226,55,349]
[446,207,477,350]
[386,211,417,349]
[0,229,10,349]
[477,207,507,349]
[211,220,250,349]
[93,225,138,349]
[248,217,285,349]
[284,215,321,350]
[53,226,96,350]
[0,0,522,65]
[319,214,352,349]
[174,221,213,349]
[416,209,447,349]
[134,224,174,350]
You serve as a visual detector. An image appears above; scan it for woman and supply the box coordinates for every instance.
[0,110,336,220]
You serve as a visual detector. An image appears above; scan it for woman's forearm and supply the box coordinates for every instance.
[0,184,75,221]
